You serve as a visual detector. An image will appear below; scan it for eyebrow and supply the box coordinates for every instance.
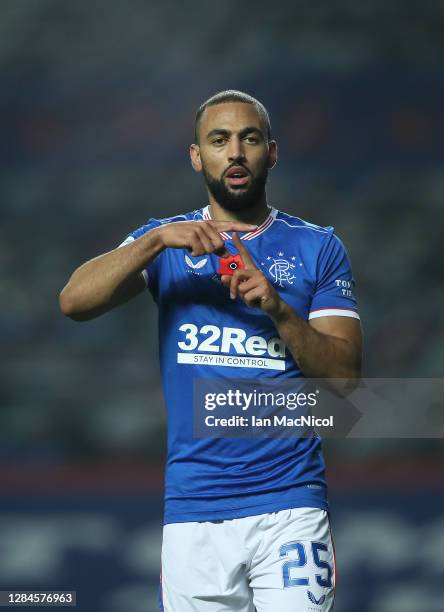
[206,126,264,140]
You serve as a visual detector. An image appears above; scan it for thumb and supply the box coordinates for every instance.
[220,275,231,287]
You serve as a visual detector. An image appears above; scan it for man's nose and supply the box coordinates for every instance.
[227,137,246,162]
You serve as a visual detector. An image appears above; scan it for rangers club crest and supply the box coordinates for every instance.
[260,251,303,287]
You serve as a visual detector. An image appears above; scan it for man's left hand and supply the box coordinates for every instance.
[220,232,283,318]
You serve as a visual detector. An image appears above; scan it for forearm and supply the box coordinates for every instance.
[60,219,258,321]
[59,228,164,319]
[271,300,361,380]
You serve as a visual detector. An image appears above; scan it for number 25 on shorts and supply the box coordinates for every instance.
[280,541,333,588]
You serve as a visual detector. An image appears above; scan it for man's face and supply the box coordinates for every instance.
[191,102,276,211]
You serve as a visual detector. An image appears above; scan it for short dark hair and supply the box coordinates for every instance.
[194,90,272,143]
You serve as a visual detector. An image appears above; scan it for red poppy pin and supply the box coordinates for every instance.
[218,253,245,276]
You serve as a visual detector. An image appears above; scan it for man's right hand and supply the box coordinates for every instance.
[60,220,257,321]
[157,220,257,258]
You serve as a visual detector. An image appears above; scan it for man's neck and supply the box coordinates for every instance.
[208,195,270,227]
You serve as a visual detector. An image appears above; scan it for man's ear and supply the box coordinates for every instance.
[190,144,202,172]
[268,140,277,169]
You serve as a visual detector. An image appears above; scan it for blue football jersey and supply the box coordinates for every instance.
[121,206,359,524]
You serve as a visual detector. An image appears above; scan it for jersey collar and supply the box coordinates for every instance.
[202,205,277,241]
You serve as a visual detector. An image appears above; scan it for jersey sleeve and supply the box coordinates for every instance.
[118,218,162,288]
[309,230,360,320]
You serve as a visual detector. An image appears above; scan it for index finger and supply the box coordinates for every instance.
[232,232,256,269]
[207,220,258,232]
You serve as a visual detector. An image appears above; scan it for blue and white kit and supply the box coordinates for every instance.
[121,205,359,611]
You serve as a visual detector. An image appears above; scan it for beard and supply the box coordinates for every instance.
[201,161,269,212]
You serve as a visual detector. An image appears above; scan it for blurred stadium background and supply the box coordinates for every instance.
[1,1,443,610]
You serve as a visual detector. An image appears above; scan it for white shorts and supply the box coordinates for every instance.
[159,507,336,611]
